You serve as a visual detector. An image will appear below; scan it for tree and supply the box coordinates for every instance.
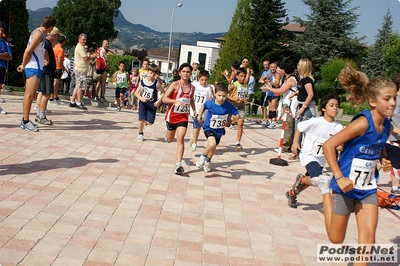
[383,32,400,79]
[0,0,30,87]
[212,0,254,83]
[362,8,392,78]
[249,0,288,73]
[53,0,121,48]
[289,0,363,78]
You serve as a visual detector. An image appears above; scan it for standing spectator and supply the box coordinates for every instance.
[95,39,109,102]
[50,34,66,105]
[69,55,75,95]
[0,23,12,114]
[35,27,60,125]
[69,33,96,110]
[17,15,56,132]
[60,51,70,93]
[258,60,271,122]
[86,47,97,98]
[245,69,255,117]
[265,62,282,129]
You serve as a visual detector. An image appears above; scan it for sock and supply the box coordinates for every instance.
[319,186,330,195]
[205,157,211,163]
[55,97,59,101]
[76,101,81,105]
[289,189,296,196]
[39,111,45,119]
[236,141,240,145]
[49,99,54,101]
[37,109,40,117]
[176,162,181,166]
[23,119,29,124]
[202,153,207,158]
[392,186,398,191]
[70,101,75,104]
[139,132,143,135]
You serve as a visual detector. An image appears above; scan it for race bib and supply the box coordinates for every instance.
[236,87,247,100]
[349,158,377,190]
[141,87,154,101]
[210,114,228,129]
[117,73,126,83]
[194,91,207,104]
[174,98,190,113]
[313,138,327,157]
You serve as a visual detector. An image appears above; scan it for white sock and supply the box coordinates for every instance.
[392,186,398,191]
[319,186,330,195]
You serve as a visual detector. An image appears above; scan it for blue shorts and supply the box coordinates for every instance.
[138,102,156,124]
[305,161,323,178]
[25,68,42,79]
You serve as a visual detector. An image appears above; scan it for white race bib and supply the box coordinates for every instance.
[194,91,207,104]
[141,87,154,100]
[117,73,126,83]
[236,87,247,100]
[349,158,377,190]
[210,114,228,129]
[313,138,327,157]
[174,98,190,113]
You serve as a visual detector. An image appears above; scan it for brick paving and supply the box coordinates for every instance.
[0,92,399,266]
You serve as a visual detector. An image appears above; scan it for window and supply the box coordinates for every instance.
[198,53,206,70]
[187,51,192,65]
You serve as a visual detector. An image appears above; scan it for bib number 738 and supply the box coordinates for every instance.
[349,158,377,190]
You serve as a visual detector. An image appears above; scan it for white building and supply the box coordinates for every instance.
[178,41,220,72]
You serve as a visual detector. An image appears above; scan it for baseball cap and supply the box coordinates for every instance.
[192,61,199,65]
[50,27,62,36]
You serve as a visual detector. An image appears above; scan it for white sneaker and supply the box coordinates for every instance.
[191,143,197,151]
[174,163,184,175]
[0,108,7,114]
[196,156,206,168]
[137,134,144,141]
[0,98,5,103]
[204,161,211,172]
[274,148,279,153]
[311,175,332,188]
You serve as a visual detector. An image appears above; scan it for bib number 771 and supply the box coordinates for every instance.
[349,158,377,190]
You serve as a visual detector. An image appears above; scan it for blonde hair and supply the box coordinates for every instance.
[131,68,139,75]
[297,58,314,81]
[338,63,396,105]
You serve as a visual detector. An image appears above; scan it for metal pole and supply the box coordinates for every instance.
[166,3,182,83]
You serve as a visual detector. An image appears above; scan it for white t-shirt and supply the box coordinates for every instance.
[190,81,214,117]
[298,117,343,167]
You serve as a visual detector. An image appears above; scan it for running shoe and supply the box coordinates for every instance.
[76,103,87,110]
[292,174,308,195]
[0,107,6,114]
[267,122,276,129]
[391,188,400,196]
[204,161,211,172]
[38,117,53,125]
[69,102,77,108]
[285,190,297,208]
[196,156,206,169]
[0,98,4,103]
[137,134,144,141]
[20,120,39,132]
[191,143,197,151]
[311,175,331,188]
[235,143,243,151]
[175,163,184,175]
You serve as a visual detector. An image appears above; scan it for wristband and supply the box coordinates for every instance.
[335,175,344,181]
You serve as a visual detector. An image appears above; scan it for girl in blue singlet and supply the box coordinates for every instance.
[320,64,396,257]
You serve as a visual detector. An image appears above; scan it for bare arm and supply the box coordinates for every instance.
[268,76,296,95]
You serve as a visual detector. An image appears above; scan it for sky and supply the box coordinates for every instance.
[26,0,400,45]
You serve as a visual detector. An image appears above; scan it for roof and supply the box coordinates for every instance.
[282,23,306,33]
[147,48,179,59]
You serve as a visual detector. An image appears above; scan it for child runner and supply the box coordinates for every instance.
[321,64,395,257]
[129,67,139,110]
[196,83,239,172]
[135,63,163,141]
[286,93,343,208]
[163,63,196,175]
[112,61,130,111]
[228,67,248,151]
[189,70,215,151]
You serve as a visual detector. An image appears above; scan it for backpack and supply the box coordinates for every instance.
[377,190,400,208]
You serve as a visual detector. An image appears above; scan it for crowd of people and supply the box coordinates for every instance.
[2,16,400,260]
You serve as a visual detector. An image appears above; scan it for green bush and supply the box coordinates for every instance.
[340,102,370,115]
[321,58,357,87]
[107,54,136,75]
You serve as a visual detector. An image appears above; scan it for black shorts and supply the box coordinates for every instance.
[267,95,279,103]
[96,68,107,75]
[54,69,62,79]
[386,142,400,169]
[39,73,54,94]
[204,130,221,146]
[261,92,268,107]
[115,87,127,98]
[0,66,6,84]
[166,121,188,131]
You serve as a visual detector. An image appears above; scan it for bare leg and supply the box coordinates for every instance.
[22,76,40,121]
[175,126,187,162]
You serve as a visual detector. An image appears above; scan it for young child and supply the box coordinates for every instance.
[112,61,130,111]
[286,93,343,208]
[163,63,196,175]
[135,63,163,141]
[189,70,215,151]
[321,64,395,257]
[228,67,248,151]
[129,67,139,110]
[157,80,167,113]
[196,83,239,172]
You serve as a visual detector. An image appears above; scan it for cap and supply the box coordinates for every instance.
[50,27,62,36]
[192,61,199,65]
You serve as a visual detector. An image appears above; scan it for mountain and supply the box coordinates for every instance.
[28,8,225,51]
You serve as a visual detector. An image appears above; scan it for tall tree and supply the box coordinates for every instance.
[53,0,121,48]
[250,0,288,73]
[289,0,363,78]
[383,32,400,79]
[362,8,392,78]
[0,0,30,87]
[212,0,254,83]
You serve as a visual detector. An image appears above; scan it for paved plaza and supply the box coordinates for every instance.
[0,92,399,266]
